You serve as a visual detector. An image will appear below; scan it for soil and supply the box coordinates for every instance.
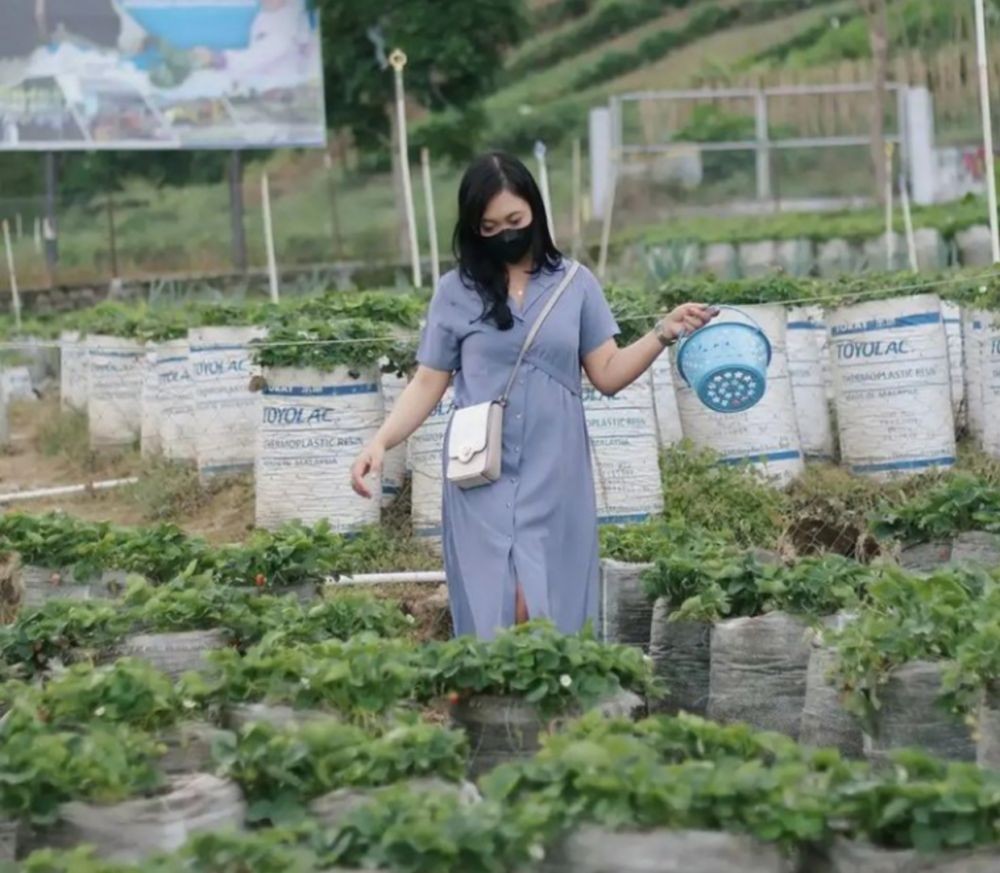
[0,398,138,491]
[0,399,256,544]
[0,400,452,623]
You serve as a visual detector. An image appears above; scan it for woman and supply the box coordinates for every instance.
[351,152,713,640]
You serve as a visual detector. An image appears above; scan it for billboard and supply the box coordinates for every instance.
[0,0,326,150]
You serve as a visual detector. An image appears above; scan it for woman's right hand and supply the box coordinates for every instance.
[350,441,385,499]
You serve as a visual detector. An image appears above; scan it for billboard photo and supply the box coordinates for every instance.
[0,0,326,149]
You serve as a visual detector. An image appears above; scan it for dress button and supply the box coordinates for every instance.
[516,413,522,420]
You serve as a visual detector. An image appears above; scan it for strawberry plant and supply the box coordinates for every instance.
[827,567,992,724]
[311,785,537,873]
[180,635,426,721]
[213,720,468,824]
[643,546,871,622]
[423,621,659,716]
[555,711,841,772]
[482,732,840,849]
[123,575,247,638]
[211,521,433,589]
[2,846,140,873]
[1,658,182,733]
[0,513,210,584]
[831,748,1000,852]
[252,315,407,372]
[871,474,1000,543]
[0,599,130,678]
[0,704,162,824]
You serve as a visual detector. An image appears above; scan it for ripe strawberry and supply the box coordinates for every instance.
[254,574,267,588]
[447,691,462,705]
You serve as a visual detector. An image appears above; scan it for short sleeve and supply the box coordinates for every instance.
[579,267,620,358]
[416,280,461,372]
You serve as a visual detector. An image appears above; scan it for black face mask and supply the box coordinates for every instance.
[481,225,534,265]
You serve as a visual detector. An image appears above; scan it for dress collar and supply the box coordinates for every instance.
[512,259,566,322]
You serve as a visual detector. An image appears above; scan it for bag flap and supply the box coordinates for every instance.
[448,403,493,459]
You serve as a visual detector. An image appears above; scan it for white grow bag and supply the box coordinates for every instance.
[583,376,664,524]
[255,366,383,532]
[140,345,161,458]
[408,387,455,544]
[981,310,1000,459]
[672,304,804,486]
[648,357,684,447]
[941,300,965,425]
[86,335,144,449]
[59,330,88,412]
[787,307,834,460]
[380,371,407,507]
[156,339,196,462]
[828,294,955,478]
[188,326,265,478]
[1,366,35,402]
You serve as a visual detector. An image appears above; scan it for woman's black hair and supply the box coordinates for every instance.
[453,152,562,331]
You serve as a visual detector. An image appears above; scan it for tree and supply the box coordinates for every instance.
[858,0,890,206]
[312,0,527,259]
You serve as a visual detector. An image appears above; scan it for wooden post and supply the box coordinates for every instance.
[390,49,422,288]
[571,138,582,258]
[534,140,556,245]
[3,221,22,330]
[229,150,248,273]
[974,0,1000,261]
[420,147,440,289]
[899,168,918,271]
[42,152,58,283]
[884,142,895,268]
[859,0,890,205]
[323,150,344,258]
[105,190,119,280]
[261,173,280,303]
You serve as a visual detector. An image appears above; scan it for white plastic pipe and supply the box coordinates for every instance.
[261,172,280,303]
[0,477,138,504]
[975,0,1000,262]
[328,571,445,587]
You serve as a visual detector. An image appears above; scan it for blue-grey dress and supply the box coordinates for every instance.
[416,259,620,640]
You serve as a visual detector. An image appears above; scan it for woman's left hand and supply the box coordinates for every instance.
[659,302,717,343]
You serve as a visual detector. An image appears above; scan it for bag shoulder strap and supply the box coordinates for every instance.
[500,260,581,405]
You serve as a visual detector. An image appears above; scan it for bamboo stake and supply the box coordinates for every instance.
[390,49,422,287]
[534,140,556,245]
[2,221,21,330]
[261,173,280,303]
[420,147,440,289]
[571,138,582,258]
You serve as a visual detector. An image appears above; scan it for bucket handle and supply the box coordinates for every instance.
[675,304,773,367]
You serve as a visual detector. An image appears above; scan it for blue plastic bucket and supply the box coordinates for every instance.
[676,306,772,414]
[121,1,261,51]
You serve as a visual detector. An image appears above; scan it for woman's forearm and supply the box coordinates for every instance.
[586,329,667,396]
[372,366,451,451]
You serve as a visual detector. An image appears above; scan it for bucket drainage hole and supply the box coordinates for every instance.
[704,370,760,411]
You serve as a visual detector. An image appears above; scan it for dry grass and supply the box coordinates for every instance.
[0,552,23,624]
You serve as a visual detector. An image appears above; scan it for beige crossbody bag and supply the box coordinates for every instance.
[446,260,581,489]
